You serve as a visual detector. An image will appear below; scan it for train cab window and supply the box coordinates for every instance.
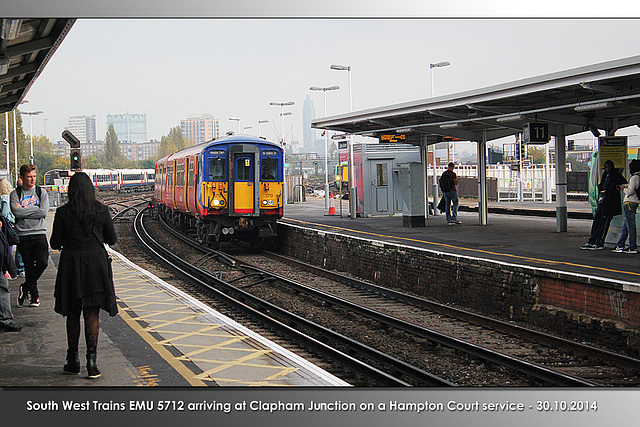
[261,158,278,181]
[208,158,226,181]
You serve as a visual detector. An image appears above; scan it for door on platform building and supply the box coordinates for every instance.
[370,160,393,215]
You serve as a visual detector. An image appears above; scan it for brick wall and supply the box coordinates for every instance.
[275,223,640,355]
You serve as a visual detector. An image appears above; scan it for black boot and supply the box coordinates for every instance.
[63,350,80,375]
[86,352,101,379]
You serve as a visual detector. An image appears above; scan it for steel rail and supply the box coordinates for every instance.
[262,250,640,371]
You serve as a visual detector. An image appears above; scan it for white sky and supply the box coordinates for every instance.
[20,18,640,147]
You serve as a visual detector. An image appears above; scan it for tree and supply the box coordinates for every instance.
[102,124,124,168]
[158,126,186,158]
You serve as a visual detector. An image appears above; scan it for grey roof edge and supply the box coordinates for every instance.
[312,54,640,128]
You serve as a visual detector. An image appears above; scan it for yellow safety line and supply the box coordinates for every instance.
[117,307,208,387]
[283,218,640,279]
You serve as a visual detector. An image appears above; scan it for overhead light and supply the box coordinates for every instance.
[331,134,347,140]
[1,19,22,41]
[0,56,8,75]
[394,127,414,133]
[574,102,613,112]
[496,115,523,123]
[439,123,460,129]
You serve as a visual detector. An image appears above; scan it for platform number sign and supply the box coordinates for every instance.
[523,122,549,144]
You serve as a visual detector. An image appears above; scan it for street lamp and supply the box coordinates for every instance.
[309,86,339,209]
[258,119,269,138]
[429,61,452,163]
[270,101,295,204]
[331,64,357,219]
[19,110,43,164]
[228,117,240,134]
[243,126,252,135]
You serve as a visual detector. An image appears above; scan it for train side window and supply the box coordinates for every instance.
[261,158,278,180]
[208,158,226,181]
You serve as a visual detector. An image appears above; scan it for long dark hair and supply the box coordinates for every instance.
[67,172,101,235]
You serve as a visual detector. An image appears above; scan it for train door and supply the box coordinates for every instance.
[233,154,255,214]
[370,160,393,215]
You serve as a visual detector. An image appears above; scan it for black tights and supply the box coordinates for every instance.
[66,306,100,354]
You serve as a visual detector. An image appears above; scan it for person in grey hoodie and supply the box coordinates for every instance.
[613,159,640,254]
[10,164,49,307]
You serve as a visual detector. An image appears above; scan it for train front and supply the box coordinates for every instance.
[197,135,284,244]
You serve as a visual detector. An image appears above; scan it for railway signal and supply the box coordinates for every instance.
[70,148,81,170]
[62,130,82,170]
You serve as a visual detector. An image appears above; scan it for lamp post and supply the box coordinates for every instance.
[270,101,295,204]
[430,61,451,162]
[243,126,252,135]
[309,86,339,209]
[228,117,240,134]
[3,112,9,174]
[331,64,357,219]
[19,110,43,164]
[258,119,269,138]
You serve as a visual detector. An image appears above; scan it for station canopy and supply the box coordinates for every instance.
[312,55,640,144]
[0,19,75,114]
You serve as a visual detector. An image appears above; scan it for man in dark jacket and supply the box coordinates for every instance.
[581,159,627,250]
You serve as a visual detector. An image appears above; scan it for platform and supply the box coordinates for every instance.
[281,197,640,284]
[0,212,349,387]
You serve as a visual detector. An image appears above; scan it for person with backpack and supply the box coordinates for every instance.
[440,162,461,225]
[612,159,640,253]
[580,159,627,250]
[10,164,49,307]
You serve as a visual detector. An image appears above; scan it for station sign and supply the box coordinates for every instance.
[522,122,549,144]
[598,136,628,178]
[379,134,406,143]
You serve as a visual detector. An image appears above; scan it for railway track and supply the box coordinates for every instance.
[149,209,640,387]
[133,209,454,387]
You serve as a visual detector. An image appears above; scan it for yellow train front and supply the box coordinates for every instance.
[155,134,284,247]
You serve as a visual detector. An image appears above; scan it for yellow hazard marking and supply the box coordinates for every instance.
[283,218,640,279]
[113,260,304,386]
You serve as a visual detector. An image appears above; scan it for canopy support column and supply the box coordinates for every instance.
[478,132,488,225]
[555,125,568,232]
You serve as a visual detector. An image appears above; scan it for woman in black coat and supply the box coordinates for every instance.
[581,159,627,250]
[50,172,117,378]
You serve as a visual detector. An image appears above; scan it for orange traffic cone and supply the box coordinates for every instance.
[326,192,337,215]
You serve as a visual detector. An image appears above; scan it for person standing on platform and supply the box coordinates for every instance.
[0,213,20,332]
[10,165,49,307]
[612,159,640,254]
[581,159,627,250]
[440,162,461,225]
[50,172,118,379]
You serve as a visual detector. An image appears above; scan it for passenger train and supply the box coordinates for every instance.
[44,168,155,191]
[154,134,284,247]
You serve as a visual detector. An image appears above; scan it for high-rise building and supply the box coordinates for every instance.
[302,95,316,150]
[65,115,96,144]
[106,113,147,144]
[180,113,219,145]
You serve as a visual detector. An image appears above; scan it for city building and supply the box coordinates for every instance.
[65,115,96,144]
[180,113,219,145]
[302,95,315,150]
[106,113,147,144]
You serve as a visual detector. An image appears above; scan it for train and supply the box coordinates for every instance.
[44,168,155,191]
[154,134,284,247]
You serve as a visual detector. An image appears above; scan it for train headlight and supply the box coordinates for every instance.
[262,200,268,205]
[213,199,220,206]
[268,200,274,206]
